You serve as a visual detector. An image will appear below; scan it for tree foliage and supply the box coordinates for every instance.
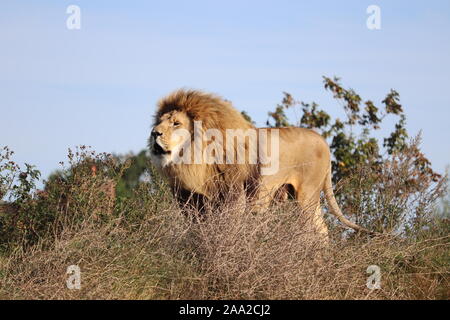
[266,76,445,233]
[114,150,150,199]
[267,76,441,184]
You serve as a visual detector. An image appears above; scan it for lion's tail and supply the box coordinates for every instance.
[323,167,372,234]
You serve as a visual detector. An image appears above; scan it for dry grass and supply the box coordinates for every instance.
[0,196,448,300]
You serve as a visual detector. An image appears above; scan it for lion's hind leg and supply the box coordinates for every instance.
[295,189,329,244]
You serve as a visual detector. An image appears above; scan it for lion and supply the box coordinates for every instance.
[149,89,369,236]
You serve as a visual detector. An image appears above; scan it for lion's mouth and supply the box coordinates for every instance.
[153,141,170,156]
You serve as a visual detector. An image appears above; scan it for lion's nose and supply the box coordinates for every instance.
[151,130,163,138]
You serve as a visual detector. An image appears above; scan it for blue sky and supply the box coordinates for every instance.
[1,1,449,182]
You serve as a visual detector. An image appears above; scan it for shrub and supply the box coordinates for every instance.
[334,136,446,235]
[0,146,127,249]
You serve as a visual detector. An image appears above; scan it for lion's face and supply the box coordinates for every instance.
[149,110,192,168]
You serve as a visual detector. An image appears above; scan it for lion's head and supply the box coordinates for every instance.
[149,108,193,168]
[149,89,258,199]
[150,89,255,167]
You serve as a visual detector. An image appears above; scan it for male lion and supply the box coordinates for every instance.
[149,89,369,236]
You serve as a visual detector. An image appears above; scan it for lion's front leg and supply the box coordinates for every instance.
[172,187,208,216]
[247,184,278,214]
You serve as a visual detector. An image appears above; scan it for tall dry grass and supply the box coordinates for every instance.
[1,196,448,299]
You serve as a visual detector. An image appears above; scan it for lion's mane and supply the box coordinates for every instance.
[153,89,259,206]
[155,89,253,131]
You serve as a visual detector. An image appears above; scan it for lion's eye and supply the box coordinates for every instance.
[173,121,181,127]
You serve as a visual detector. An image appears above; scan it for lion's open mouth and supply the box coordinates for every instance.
[153,141,170,156]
